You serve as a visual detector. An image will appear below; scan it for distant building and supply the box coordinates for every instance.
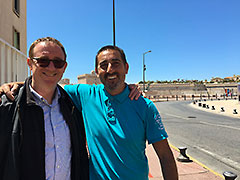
[210,77,223,83]
[233,75,240,81]
[77,70,101,85]
[223,77,233,82]
[0,0,28,85]
[59,78,70,85]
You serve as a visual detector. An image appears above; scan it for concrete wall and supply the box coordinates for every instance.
[0,0,27,54]
[78,74,101,85]
[141,83,237,97]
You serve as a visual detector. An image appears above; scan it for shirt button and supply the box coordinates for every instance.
[56,145,59,148]
[57,165,60,168]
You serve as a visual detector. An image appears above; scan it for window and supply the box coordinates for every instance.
[13,28,20,50]
[13,0,20,16]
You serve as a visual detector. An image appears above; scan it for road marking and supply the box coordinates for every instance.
[163,113,190,120]
[196,146,240,171]
[163,113,240,131]
[199,121,240,131]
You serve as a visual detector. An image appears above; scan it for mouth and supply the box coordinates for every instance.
[43,72,57,77]
[107,74,117,80]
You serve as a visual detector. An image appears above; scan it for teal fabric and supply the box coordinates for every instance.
[64,84,168,180]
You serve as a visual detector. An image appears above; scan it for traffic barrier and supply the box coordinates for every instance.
[221,107,225,112]
[202,104,206,108]
[233,109,238,114]
[176,147,192,162]
[223,171,237,180]
[198,103,202,107]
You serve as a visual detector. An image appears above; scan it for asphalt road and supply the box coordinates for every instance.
[155,101,240,176]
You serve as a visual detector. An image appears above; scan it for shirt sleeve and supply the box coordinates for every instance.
[146,101,168,144]
[64,84,92,112]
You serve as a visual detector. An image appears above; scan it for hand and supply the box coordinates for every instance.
[0,82,21,101]
[128,84,142,100]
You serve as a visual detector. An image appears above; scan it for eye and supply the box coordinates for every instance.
[112,62,120,67]
[100,63,108,70]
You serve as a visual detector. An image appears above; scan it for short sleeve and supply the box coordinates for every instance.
[146,101,168,144]
[64,84,92,112]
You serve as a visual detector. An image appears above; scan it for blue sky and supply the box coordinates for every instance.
[27,0,240,84]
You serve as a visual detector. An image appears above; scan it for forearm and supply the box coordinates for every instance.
[153,140,178,180]
[160,152,178,180]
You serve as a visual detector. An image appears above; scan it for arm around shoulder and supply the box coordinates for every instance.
[152,139,179,180]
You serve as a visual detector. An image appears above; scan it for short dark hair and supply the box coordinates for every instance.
[28,37,67,60]
[95,45,127,70]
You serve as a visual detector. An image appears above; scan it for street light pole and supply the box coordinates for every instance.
[143,50,151,92]
[113,0,116,46]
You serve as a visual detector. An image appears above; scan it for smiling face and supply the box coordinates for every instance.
[95,49,129,95]
[27,41,67,91]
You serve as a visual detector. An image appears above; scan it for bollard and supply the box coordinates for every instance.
[198,103,202,107]
[212,106,215,110]
[202,104,206,108]
[223,171,237,180]
[221,107,225,112]
[177,147,192,162]
[206,105,209,109]
[193,101,196,104]
[233,109,238,114]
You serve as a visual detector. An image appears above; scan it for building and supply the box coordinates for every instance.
[77,70,101,85]
[210,77,223,83]
[0,0,28,85]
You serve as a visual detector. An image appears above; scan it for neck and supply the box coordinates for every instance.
[105,83,126,96]
[31,81,57,104]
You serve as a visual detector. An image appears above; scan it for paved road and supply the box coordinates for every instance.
[155,101,240,177]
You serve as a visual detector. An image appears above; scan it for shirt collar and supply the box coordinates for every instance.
[103,85,129,103]
[29,84,60,106]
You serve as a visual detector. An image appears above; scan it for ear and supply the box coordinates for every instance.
[27,58,33,70]
[125,62,129,74]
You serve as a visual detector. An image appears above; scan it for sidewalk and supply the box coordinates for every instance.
[190,99,240,119]
[146,144,223,179]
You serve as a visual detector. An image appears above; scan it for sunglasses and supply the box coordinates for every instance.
[31,57,66,69]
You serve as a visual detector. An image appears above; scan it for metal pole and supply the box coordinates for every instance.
[142,50,151,92]
[113,0,116,46]
[143,54,145,92]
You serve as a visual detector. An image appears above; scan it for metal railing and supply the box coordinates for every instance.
[0,37,28,85]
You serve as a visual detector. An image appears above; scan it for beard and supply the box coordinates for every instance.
[100,72,122,91]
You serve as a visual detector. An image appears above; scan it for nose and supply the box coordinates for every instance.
[106,63,113,73]
[46,61,56,69]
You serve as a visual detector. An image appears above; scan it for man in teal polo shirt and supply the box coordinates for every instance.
[64,45,178,180]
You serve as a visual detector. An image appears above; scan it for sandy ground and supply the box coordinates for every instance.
[190,99,240,119]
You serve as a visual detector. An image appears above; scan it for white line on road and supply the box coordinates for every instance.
[163,113,240,131]
[196,146,240,171]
